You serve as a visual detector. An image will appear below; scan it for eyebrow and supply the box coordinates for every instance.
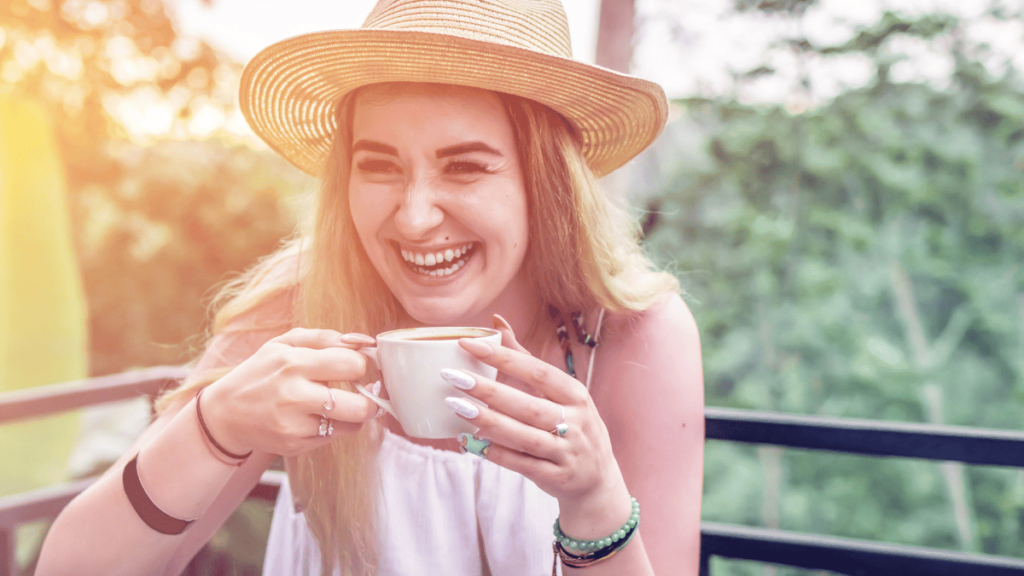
[352,140,398,156]
[351,139,503,159]
[436,142,503,159]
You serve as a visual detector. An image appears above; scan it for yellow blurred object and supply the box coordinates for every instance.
[0,94,88,497]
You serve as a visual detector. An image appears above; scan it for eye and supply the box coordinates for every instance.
[444,159,490,175]
[356,159,401,174]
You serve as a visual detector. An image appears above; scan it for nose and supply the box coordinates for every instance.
[393,179,444,240]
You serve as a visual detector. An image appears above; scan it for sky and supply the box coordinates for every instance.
[169,0,1023,102]
[157,0,1022,142]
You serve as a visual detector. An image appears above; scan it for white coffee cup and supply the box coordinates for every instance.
[355,326,500,439]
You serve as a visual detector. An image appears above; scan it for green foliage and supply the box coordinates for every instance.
[644,7,1024,562]
[78,139,310,375]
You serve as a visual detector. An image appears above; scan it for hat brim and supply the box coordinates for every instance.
[239,29,668,177]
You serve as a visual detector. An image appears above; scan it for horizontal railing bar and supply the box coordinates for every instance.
[701,522,1024,576]
[705,407,1024,467]
[0,479,95,529]
[0,471,285,531]
[0,366,188,425]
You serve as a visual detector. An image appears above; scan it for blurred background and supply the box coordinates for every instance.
[0,0,1022,574]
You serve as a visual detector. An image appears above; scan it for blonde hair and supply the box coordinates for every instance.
[161,83,677,575]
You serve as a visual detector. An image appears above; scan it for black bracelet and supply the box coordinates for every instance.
[553,520,639,569]
[196,387,253,463]
[122,454,195,535]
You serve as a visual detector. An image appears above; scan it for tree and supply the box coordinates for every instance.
[641,2,1024,571]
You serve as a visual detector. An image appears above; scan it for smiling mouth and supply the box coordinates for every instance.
[397,242,478,277]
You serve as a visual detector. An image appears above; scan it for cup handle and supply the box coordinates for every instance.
[357,346,379,367]
[353,347,395,416]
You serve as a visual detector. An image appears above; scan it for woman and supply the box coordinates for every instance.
[37,0,704,575]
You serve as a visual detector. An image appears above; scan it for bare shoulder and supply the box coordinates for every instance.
[590,293,704,424]
[597,294,702,384]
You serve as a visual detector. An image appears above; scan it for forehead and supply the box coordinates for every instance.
[350,83,511,138]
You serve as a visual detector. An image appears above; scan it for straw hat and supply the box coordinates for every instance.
[239,0,669,177]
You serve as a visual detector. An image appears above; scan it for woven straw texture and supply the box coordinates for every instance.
[239,0,668,177]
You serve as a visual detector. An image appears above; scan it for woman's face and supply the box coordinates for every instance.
[348,84,531,326]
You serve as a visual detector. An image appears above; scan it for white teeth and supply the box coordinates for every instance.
[401,242,475,275]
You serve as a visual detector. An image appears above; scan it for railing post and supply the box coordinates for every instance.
[699,546,711,576]
[0,526,16,576]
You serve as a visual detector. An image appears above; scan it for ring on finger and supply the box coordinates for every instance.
[550,422,569,437]
[548,403,568,436]
[323,387,336,412]
[318,415,334,438]
[458,433,490,458]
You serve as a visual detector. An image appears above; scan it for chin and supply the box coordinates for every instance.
[399,299,481,327]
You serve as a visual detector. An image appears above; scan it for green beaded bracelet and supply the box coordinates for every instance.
[552,496,640,553]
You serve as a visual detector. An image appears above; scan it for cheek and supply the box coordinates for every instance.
[348,187,382,247]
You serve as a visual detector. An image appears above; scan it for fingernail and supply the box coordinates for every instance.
[371,380,382,396]
[341,333,375,345]
[445,397,479,419]
[492,314,515,335]
[459,337,493,357]
[440,368,476,390]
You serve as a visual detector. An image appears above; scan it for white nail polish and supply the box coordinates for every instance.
[440,368,475,390]
[445,397,479,419]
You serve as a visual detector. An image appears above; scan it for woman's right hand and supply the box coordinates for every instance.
[197,328,380,457]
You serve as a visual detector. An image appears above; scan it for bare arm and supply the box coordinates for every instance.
[589,294,705,575]
[37,302,379,575]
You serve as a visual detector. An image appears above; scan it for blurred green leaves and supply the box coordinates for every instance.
[644,3,1024,563]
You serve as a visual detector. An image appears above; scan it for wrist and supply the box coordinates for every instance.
[556,481,633,542]
[194,387,252,464]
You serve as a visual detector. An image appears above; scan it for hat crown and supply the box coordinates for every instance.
[362,0,572,59]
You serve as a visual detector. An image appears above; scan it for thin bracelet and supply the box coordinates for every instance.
[195,387,252,463]
[122,454,195,535]
[551,497,640,572]
[552,520,639,571]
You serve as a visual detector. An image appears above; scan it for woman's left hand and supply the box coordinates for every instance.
[445,316,630,515]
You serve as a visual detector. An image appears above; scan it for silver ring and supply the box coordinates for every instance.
[548,404,567,436]
[318,415,334,438]
[323,388,336,412]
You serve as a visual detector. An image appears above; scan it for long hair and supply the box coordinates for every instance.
[159,83,677,576]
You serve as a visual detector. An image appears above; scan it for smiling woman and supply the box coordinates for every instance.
[36,1,705,575]
[347,84,532,327]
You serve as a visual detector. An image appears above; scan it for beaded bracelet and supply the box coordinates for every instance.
[552,521,639,571]
[551,496,640,571]
[553,496,640,552]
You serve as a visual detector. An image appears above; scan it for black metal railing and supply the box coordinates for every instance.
[701,408,1024,575]
[3,370,1024,576]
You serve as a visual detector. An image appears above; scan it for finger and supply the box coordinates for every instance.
[492,314,530,355]
[458,339,582,404]
[462,436,561,479]
[323,388,379,423]
[271,328,371,350]
[441,368,562,432]
[446,397,562,462]
[276,346,368,382]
